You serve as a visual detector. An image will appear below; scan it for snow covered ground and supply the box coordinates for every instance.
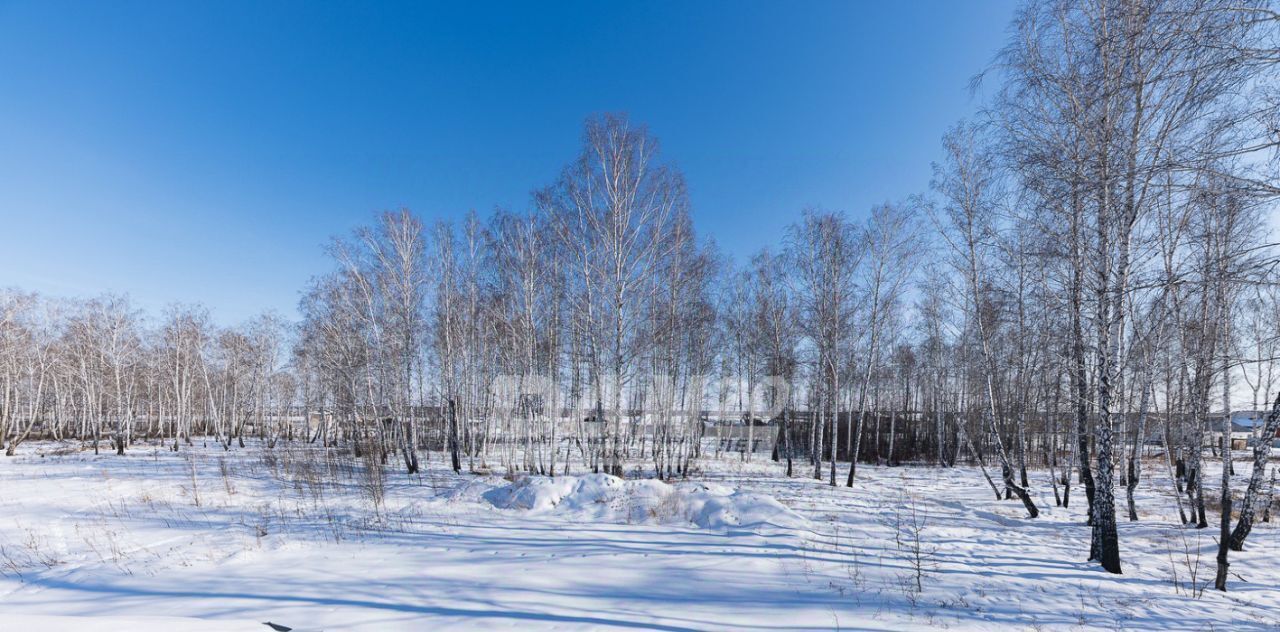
[1,442,1277,631]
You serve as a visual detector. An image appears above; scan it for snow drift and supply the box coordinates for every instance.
[478,473,807,530]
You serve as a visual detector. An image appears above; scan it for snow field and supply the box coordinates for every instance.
[0,442,1277,630]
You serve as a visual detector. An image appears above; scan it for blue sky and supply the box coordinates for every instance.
[0,0,1017,324]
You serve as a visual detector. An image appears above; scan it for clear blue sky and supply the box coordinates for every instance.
[0,0,1017,324]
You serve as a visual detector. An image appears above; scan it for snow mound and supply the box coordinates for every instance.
[481,473,806,530]
[442,475,510,504]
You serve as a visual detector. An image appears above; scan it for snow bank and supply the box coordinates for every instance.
[479,473,807,530]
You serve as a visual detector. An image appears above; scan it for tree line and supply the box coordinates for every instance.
[2,0,1278,589]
